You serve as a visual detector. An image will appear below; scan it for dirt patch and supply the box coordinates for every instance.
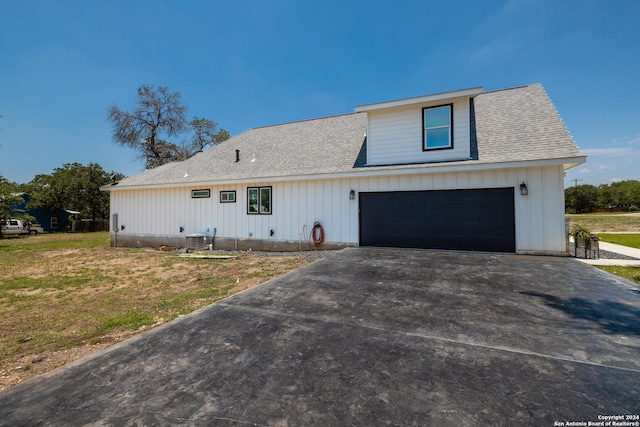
[566,213,640,233]
[1,236,325,391]
[1,328,141,390]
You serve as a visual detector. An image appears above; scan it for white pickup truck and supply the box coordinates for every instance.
[1,219,44,236]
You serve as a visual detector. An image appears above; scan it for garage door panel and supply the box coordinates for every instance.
[359,188,515,252]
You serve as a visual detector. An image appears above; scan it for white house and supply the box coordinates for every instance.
[104,83,585,255]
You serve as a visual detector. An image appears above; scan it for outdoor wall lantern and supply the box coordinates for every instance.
[120,225,125,231]
[179,226,184,233]
[349,189,356,200]
[520,182,528,196]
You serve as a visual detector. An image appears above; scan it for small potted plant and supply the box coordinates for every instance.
[569,224,597,258]
[570,224,593,243]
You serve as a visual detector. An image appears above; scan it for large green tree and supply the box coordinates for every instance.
[565,184,599,213]
[107,85,229,169]
[599,180,640,210]
[565,180,640,213]
[0,175,24,224]
[27,163,124,225]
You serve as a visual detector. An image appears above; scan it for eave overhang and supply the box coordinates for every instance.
[355,87,483,112]
[101,156,586,192]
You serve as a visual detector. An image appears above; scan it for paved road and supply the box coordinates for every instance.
[1,248,639,426]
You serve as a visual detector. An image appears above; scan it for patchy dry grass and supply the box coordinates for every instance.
[0,232,313,390]
[566,213,640,233]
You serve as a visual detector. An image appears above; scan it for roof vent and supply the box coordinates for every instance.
[235,149,240,163]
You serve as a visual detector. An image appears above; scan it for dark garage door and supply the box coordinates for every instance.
[359,188,515,253]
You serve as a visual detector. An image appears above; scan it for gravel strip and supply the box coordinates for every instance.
[202,247,639,262]
[570,246,639,261]
[201,249,338,262]
[247,250,336,261]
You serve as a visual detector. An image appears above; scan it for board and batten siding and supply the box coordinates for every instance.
[110,164,567,254]
[110,180,360,247]
[366,96,471,166]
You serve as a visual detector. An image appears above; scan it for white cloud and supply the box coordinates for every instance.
[581,147,638,156]
[611,134,640,146]
[579,133,640,158]
[471,36,521,62]
[566,128,640,184]
[468,0,544,63]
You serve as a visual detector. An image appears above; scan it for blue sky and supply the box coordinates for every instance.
[1,0,638,187]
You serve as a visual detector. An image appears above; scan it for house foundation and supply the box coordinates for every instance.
[110,233,351,252]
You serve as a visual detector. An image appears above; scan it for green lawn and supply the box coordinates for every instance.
[597,234,640,249]
[596,266,640,285]
[566,213,640,285]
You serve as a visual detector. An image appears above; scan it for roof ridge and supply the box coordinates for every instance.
[478,83,537,96]
[251,111,362,130]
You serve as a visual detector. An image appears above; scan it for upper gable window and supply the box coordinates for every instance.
[423,104,453,150]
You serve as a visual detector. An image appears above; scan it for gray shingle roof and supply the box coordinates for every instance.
[115,113,367,187]
[111,83,582,189]
[473,83,581,162]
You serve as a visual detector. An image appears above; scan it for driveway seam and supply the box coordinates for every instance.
[220,302,640,374]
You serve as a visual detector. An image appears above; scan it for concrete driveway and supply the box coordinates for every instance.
[1,248,639,426]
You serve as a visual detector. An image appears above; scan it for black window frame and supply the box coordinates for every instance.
[191,189,211,199]
[220,190,236,203]
[422,103,454,151]
[247,186,272,215]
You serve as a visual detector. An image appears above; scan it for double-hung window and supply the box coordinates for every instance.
[247,186,272,214]
[423,104,453,150]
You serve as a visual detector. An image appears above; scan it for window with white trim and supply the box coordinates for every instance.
[247,186,272,214]
[423,104,453,150]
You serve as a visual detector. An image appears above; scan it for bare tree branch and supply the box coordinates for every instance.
[107,85,188,169]
[108,85,229,169]
[186,117,230,155]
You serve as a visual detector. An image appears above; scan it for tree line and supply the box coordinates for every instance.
[565,180,640,213]
[0,163,124,229]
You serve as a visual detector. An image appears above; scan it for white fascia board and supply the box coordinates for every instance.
[354,87,483,112]
[105,157,586,191]
[329,157,586,180]
[562,156,587,171]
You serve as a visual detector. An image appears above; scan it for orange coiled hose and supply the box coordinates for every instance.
[311,222,324,246]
